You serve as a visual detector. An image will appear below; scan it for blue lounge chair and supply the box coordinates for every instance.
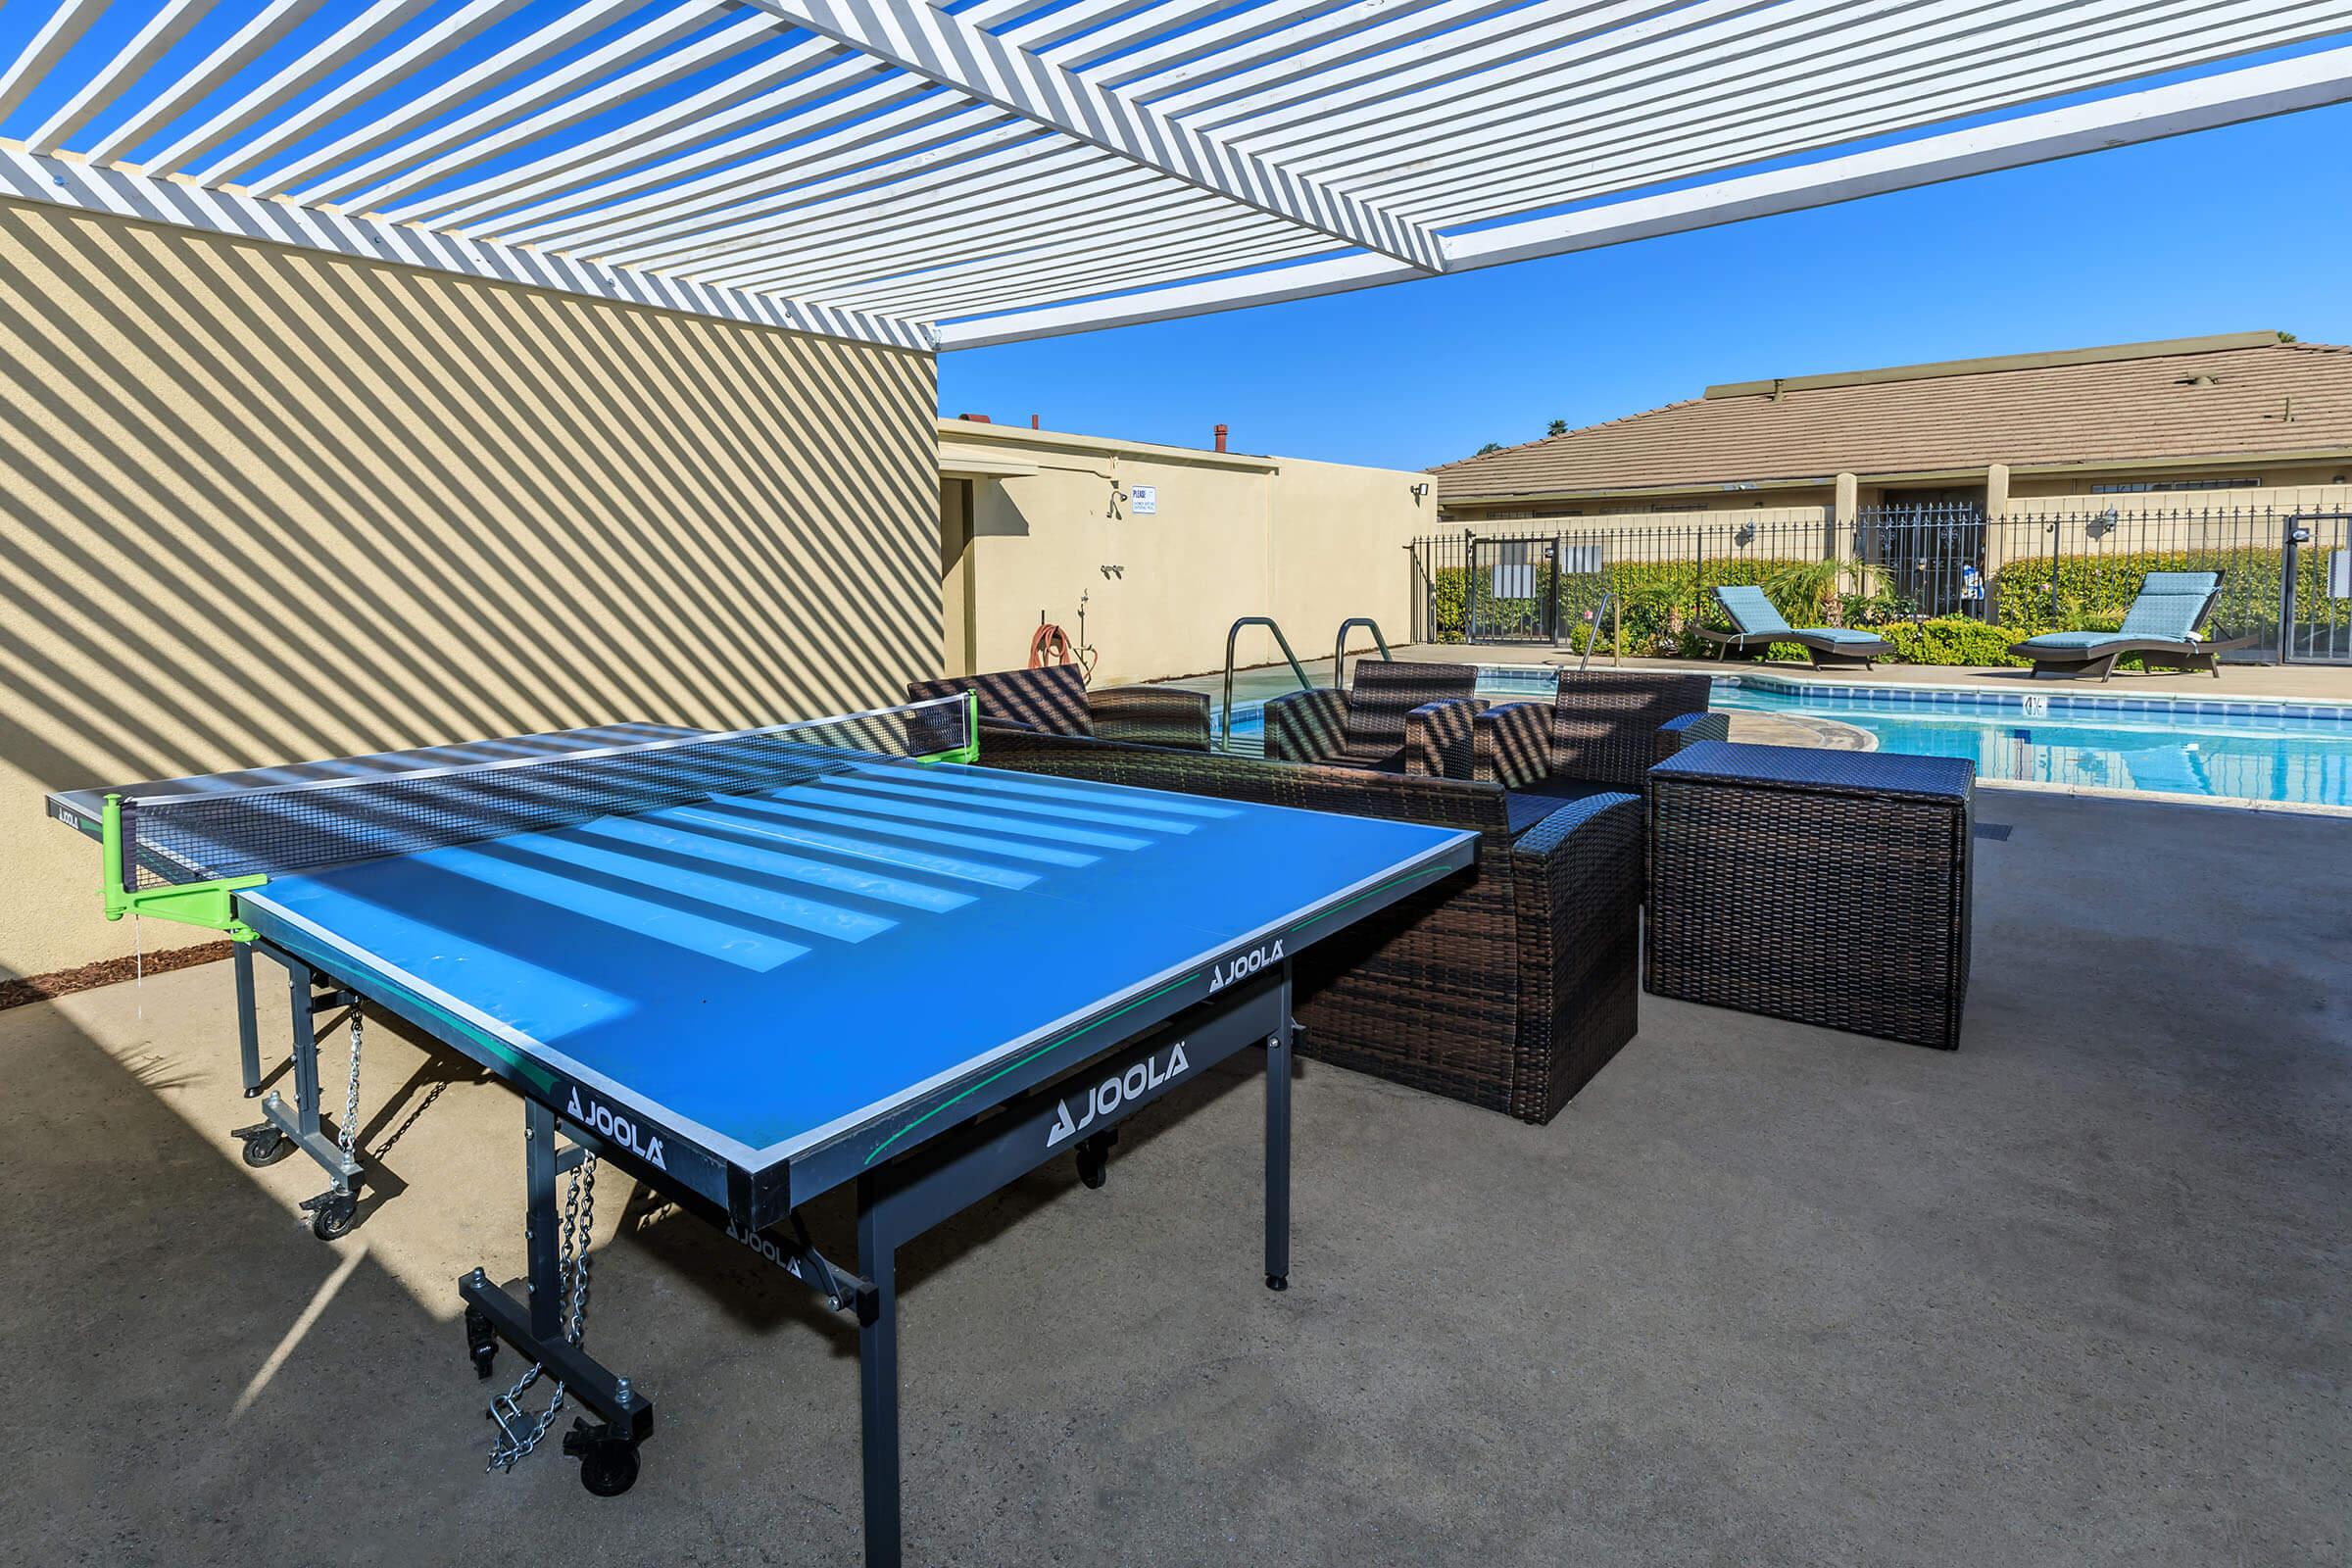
[2007,570,2247,681]
[1697,585,1891,669]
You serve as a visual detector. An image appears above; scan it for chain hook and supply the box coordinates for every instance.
[487,1147,600,1473]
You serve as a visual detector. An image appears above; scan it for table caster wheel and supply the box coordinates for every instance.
[1075,1129,1115,1191]
[1265,1274,1288,1293]
[564,1420,640,1497]
[303,1193,359,1241]
[464,1305,499,1381]
[236,1125,292,1167]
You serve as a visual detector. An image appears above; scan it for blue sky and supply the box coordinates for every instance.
[940,101,2352,473]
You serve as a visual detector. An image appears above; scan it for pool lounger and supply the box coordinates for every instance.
[2007,570,2254,681]
[1697,585,1891,670]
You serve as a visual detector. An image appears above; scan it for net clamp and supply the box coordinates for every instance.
[99,794,265,942]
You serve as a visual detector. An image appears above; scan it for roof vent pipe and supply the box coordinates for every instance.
[1213,423,1228,453]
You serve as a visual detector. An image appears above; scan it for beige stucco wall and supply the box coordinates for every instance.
[1,200,940,982]
[2005,470,2352,504]
[1445,489,1837,524]
[939,424,1429,685]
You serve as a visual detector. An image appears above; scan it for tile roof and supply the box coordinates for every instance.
[1432,337,2352,502]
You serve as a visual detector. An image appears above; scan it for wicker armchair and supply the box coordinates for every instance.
[1264,661,1482,775]
[907,665,1212,751]
[1472,671,1729,798]
[979,725,1644,1124]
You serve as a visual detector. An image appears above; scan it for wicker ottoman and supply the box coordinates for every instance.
[1645,741,1974,1050]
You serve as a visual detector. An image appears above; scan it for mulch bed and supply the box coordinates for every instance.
[0,942,234,1011]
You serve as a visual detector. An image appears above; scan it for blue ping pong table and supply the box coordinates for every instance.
[49,702,1475,1565]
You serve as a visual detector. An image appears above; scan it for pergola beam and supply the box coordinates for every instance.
[740,0,1445,271]
[936,45,2352,347]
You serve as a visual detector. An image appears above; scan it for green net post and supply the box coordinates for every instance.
[99,794,265,942]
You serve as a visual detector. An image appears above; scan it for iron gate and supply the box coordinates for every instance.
[1468,536,1553,643]
[1461,535,1614,646]
[1858,504,1987,618]
[2284,512,2352,663]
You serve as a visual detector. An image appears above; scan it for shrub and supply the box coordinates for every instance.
[1990,547,2310,641]
[1427,557,1822,655]
[1880,616,2029,666]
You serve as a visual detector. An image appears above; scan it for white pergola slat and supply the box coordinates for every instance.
[82,0,331,164]
[24,0,219,153]
[0,0,108,125]
[0,0,2342,353]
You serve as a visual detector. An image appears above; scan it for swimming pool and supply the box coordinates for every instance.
[1209,667,2352,808]
[1714,677,2352,807]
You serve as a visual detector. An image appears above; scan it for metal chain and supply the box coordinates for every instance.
[337,1006,364,1170]
[487,1149,600,1473]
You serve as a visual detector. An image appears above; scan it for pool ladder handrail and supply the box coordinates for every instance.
[1578,591,1618,671]
[1332,616,1394,689]
[1221,616,1315,752]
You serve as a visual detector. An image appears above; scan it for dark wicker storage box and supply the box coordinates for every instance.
[1645,742,1974,1050]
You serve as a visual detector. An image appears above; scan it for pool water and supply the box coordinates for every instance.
[1711,681,2352,808]
[1206,666,2352,807]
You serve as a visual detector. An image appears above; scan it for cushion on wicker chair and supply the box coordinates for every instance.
[2119,573,2220,639]
[1338,662,1479,768]
[2014,570,2221,651]
[1715,585,1879,642]
[907,666,1093,736]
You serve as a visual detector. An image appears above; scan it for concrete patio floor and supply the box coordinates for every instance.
[3,790,2345,1567]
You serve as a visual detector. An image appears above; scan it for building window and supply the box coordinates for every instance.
[2091,476,2260,494]
[1647,502,1707,513]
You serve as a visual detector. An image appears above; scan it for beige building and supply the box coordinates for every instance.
[1433,332,2352,526]
[937,418,1432,687]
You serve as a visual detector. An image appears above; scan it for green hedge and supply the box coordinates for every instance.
[1427,543,2347,663]
[1430,558,1825,658]
[1881,616,2029,666]
[1991,546,2332,640]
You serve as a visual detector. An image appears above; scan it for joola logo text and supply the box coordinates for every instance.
[564,1087,667,1170]
[1046,1041,1192,1150]
[1209,939,1283,993]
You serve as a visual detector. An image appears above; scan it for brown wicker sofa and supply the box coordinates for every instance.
[907,664,1213,750]
[978,725,1643,1125]
[1264,661,1483,774]
[1472,670,1731,797]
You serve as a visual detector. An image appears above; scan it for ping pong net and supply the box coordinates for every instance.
[107,695,977,907]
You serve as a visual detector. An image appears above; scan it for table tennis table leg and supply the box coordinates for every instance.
[231,950,365,1238]
[856,1174,903,1568]
[524,1100,564,1343]
[232,942,263,1099]
[286,959,325,1152]
[1265,967,1293,1293]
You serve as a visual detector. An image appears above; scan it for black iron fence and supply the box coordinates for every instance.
[1416,504,2352,662]
[1867,504,2344,656]
[1413,518,1837,651]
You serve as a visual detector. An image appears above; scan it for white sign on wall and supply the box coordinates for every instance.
[1129,484,1158,515]
[1492,564,1537,599]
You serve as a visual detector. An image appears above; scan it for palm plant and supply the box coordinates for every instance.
[1761,559,1851,626]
